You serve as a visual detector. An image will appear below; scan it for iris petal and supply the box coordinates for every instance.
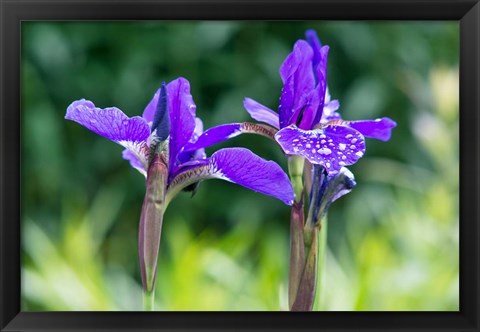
[243,98,280,129]
[66,99,150,143]
[65,99,150,168]
[166,78,197,175]
[167,148,294,206]
[348,117,397,141]
[279,40,315,129]
[183,122,278,153]
[275,125,366,175]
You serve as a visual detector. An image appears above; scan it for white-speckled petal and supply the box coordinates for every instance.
[275,125,366,175]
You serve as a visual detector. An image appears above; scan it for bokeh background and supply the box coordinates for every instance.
[21,21,459,311]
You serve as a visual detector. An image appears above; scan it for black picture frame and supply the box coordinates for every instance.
[1,0,478,331]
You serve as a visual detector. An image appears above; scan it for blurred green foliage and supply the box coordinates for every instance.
[21,21,458,311]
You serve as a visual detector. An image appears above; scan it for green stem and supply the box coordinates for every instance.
[143,290,155,311]
[288,156,305,204]
[314,217,328,311]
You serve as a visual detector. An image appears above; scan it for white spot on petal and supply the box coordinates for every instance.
[319,147,332,155]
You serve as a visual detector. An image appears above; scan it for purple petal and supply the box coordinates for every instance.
[166,78,197,173]
[275,125,366,175]
[278,40,315,129]
[66,99,150,143]
[348,117,397,141]
[210,148,294,204]
[310,46,330,126]
[168,148,294,205]
[296,89,320,130]
[243,98,280,129]
[122,149,146,176]
[305,31,330,127]
[65,99,150,168]
[182,122,278,153]
[183,123,242,152]
[177,117,207,167]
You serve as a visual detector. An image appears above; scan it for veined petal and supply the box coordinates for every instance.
[243,98,280,129]
[65,99,150,168]
[347,117,397,141]
[167,148,294,206]
[166,78,197,173]
[66,99,150,143]
[279,40,315,128]
[275,125,365,175]
[183,122,278,153]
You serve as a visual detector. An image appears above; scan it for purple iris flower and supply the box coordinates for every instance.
[65,77,294,297]
[183,30,396,176]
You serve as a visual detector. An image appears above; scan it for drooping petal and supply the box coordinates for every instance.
[66,99,150,143]
[243,98,280,129]
[275,125,365,175]
[278,40,315,129]
[122,149,146,176]
[347,117,397,141]
[65,99,150,168]
[166,77,197,174]
[182,122,278,153]
[167,148,294,206]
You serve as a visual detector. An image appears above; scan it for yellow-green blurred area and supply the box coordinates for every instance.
[21,21,459,311]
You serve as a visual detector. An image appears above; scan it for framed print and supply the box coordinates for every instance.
[1,0,479,331]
